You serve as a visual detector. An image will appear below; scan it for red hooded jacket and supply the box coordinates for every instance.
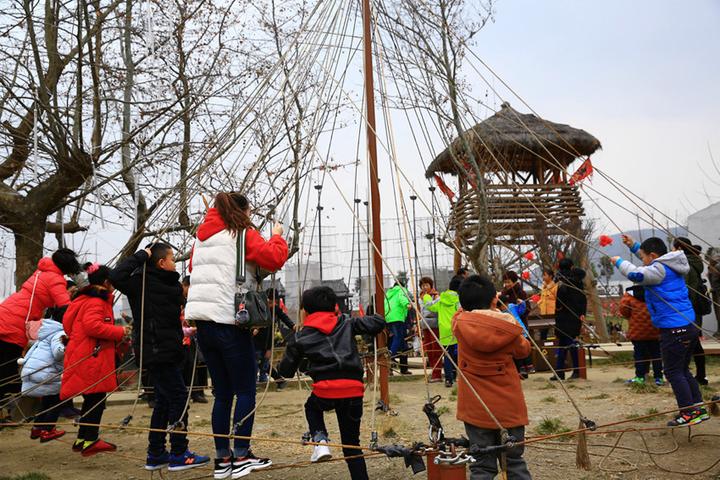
[0,258,71,348]
[60,287,125,399]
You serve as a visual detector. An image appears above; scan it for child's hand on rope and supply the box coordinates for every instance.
[621,234,634,248]
[610,256,621,264]
[123,326,132,338]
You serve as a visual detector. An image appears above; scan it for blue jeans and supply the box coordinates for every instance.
[443,344,458,382]
[660,325,702,411]
[387,321,407,356]
[555,331,578,379]
[632,340,663,379]
[196,321,257,458]
[148,363,189,455]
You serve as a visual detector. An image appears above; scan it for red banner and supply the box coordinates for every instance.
[569,157,593,186]
[434,174,456,202]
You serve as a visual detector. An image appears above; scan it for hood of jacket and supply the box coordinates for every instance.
[37,318,64,341]
[37,257,63,276]
[303,311,338,334]
[454,310,523,352]
[196,208,226,241]
[438,290,459,306]
[654,250,690,276]
[385,285,405,302]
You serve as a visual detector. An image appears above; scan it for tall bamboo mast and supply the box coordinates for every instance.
[362,0,390,408]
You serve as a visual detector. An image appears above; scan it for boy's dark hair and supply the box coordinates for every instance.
[502,271,519,283]
[52,248,81,275]
[449,275,463,291]
[86,264,111,286]
[458,274,496,311]
[456,267,469,276]
[673,237,700,256]
[628,285,645,302]
[419,276,434,288]
[558,258,574,271]
[302,286,336,314]
[146,243,173,266]
[181,276,190,286]
[640,237,667,257]
[543,267,555,277]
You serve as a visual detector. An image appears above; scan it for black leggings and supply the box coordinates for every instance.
[35,394,64,430]
[77,393,106,442]
[0,340,23,402]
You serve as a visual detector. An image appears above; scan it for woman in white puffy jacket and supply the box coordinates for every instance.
[20,312,68,441]
[185,192,288,478]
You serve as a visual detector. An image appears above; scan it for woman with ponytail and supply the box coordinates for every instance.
[185,192,288,478]
[60,263,130,456]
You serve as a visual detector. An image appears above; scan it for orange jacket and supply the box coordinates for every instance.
[452,310,531,429]
[619,294,658,341]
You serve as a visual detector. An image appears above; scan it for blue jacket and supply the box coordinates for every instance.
[506,302,530,338]
[616,243,695,329]
[20,320,66,397]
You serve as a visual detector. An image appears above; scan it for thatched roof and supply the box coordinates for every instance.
[426,103,601,177]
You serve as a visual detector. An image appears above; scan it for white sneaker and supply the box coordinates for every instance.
[311,440,332,463]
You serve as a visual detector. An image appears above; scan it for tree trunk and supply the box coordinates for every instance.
[14,219,46,289]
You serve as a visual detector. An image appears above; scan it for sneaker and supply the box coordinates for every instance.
[444,380,453,388]
[310,440,332,463]
[213,456,233,479]
[697,407,711,423]
[667,409,705,427]
[145,451,170,471]
[527,364,536,374]
[231,452,272,479]
[168,450,211,472]
[30,427,43,440]
[275,380,287,391]
[654,377,665,386]
[72,439,84,452]
[549,375,564,382]
[696,377,709,386]
[81,439,117,457]
[626,377,645,384]
[39,428,66,443]
[569,372,581,380]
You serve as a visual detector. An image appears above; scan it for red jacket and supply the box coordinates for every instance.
[0,258,71,348]
[618,294,659,341]
[453,310,531,429]
[60,288,125,399]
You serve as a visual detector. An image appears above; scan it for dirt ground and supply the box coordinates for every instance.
[2,361,720,480]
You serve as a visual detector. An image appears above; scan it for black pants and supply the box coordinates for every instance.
[77,393,106,442]
[35,394,64,430]
[632,340,663,379]
[692,314,706,380]
[183,341,208,394]
[149,363,189,455]
[464,424,531,480]
[304,394,367,480]
[0,340,23,401]
[660,325,702,411]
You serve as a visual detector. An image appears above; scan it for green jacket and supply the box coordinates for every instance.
[384,285,409,323]
[686,253,704,312]
[427,290,459,346]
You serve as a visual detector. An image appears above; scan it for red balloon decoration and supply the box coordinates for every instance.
[524,251,535,261]
[530,294,541,303]
[599,235,614,247]
[521,271,530,280]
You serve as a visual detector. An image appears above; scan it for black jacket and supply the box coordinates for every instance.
[109,251,184,366]
[277,312,384,382]
[253,305,296,352]
[555,267,587,338]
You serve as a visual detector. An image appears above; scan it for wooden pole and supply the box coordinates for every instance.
[362,0,390,408]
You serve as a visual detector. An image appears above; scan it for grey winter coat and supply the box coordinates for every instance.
[20,320,66,397]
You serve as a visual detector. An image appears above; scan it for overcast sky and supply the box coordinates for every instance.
[2,0,719,292]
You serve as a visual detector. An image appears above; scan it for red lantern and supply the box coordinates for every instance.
[530,294,541,303]
[524,251,535,261]
[521,271,530,281]
[599,235,614,247]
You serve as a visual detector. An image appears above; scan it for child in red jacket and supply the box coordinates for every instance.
[61,264,130,456]
[619,286,664,386]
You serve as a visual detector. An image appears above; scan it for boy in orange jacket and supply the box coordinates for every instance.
[453,275,532,480]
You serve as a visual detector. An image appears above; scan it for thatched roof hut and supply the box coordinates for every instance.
[426,102,601,177]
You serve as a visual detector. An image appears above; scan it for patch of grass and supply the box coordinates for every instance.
[451,385,458,396]
[612,377,626,384]
[0,475,51,480]
[388,374,418,383]
[269,431,280,438]
[540,382,557,390]
[532,376,547,383]
[625,407,662,423]
[586,393,610,400]
[389,393,403,405]
[192,418,212,428]
[534,417,571,438]
[435,405,450,416]
[541,396,557,403]
[628,382,659,394]
[700,384,716,401]
[605,352,634,365]
[382,426,397,438]
[448,395,457,402]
